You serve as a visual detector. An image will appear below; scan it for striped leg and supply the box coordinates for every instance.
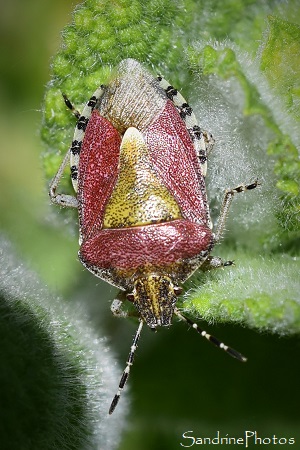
[174,308,247,362]
[49,93,84,208]
[109,320,144,415]
[49,88,104,207]
[62,93,81,119]
[49,148,78,208]
[214,180,260,243]
[157,75,210,177]
[66,87,104,193]
[201,255,234,271]
[111,295,139,319]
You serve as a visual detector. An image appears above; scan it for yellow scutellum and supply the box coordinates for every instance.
[103,127,182,229]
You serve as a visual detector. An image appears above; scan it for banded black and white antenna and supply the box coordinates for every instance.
[109,319,144,415]
[174,308,247,362]
[109,310,246,414]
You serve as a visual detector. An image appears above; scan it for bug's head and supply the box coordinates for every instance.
[127,274,182,329]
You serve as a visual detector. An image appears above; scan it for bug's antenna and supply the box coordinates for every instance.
[109,319,144,415]
[174,308,247,362]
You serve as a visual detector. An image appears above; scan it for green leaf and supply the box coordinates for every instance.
[0,236,127,449]
[42,0,299,338]
[260,17,300,235]
[182,252,300,335]
[187,39,300,245]
[261,16,300,121]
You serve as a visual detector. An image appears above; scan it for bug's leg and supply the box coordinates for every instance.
[201,256,234,272]
[49,149,78,208]
[49,88,105,208]
[109,320,144,414]
[48,92,82,208]
[214,180,260,243]
[62,93,81,119]
[111,297,128,318]
[157,75,209,177]
[68,87,105,196]
[202,130,215,156]
[111,292,139,319]
[111,294,130,319]
[174,308,247,362]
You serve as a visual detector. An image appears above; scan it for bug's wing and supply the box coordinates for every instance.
[146,100,210,227]
[77,110,121,241]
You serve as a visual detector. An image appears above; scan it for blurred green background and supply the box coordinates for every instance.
[0,0,80,290]
[1,0,300,449]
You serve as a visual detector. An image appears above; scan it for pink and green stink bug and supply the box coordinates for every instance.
[49,59,259,414]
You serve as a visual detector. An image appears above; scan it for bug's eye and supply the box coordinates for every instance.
[174,286,183,296]
[126,293,135,302]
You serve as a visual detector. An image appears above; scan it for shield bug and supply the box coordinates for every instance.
[49,59,258,414]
